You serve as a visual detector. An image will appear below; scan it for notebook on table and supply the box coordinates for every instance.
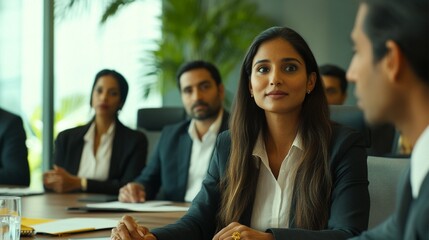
[20,217,53,237]
[21,217,117,236]
[21,224,35,237]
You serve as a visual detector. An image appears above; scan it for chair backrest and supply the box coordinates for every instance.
[137,107,187,131]
[367,156,409,228]
[329,105,397,156]
[329,105,371,147]
[137,107,187,158]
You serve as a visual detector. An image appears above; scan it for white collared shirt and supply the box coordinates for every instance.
[411,125,429,198]
[184,110,224,202]
[78,122,115,181]
[250,132,304,231]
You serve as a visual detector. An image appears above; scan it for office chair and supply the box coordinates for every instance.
[329,106,410,228]
[367,156,409,228]
[329,105,371,147]
[329,105,397,156]
[137,107,187,131]
[137,107,187,159]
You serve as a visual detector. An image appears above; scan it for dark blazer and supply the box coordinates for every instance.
[351,169,429,240]
[134,110,229,202]
[0,108,30,186]
[151,124,369,240]
[53,119,148,194]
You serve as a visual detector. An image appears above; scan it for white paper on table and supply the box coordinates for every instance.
[31,218,118,235]
[86,200,189,212]
[0,187,44,196]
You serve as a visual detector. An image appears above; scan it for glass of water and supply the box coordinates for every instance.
[0,196,21,240]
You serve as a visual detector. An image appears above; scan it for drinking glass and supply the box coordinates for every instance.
[0,196,21,240]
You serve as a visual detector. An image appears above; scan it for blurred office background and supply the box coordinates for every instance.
[0,0,358,189]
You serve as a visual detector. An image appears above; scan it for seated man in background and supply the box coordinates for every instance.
[119,60,229,203]
[0,107,30,186]
[319,64,348,105]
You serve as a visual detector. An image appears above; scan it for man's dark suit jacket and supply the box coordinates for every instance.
[134,110,229,202]
[351,169,429,240]
[0,108,30,186]
[53,119,148,194]
[151,124,369,240]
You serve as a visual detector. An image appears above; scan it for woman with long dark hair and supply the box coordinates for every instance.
[111,26,369,240]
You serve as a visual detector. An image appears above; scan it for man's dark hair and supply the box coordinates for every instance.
[319,64,348,93]
[176,60,222,89]
[362,0,428,84]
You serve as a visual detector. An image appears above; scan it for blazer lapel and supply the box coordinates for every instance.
[219,110,230,132]
[396,168,413,237]
[108,120,124,178]
[177,130,192,199]
[404,172,429,239]
[68,124,92,175]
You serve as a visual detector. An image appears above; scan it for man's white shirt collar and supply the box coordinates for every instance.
[411,125,429,198]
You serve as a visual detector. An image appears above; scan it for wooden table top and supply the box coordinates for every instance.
[21,193,187,240]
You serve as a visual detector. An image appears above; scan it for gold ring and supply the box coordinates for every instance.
[232,231,241,240]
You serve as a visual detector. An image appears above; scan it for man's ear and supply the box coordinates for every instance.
[383,40,403,84]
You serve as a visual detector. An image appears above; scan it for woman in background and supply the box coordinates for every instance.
[43,69,147,194]
[111,26,369,240]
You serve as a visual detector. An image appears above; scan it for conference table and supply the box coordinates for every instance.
[20,193,188,240]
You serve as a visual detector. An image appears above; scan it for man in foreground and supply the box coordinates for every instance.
[347,0,428,238]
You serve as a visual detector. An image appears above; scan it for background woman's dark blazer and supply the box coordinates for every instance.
[53,119,148,194]
[151,124,369,240]
[0,108,30,186]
